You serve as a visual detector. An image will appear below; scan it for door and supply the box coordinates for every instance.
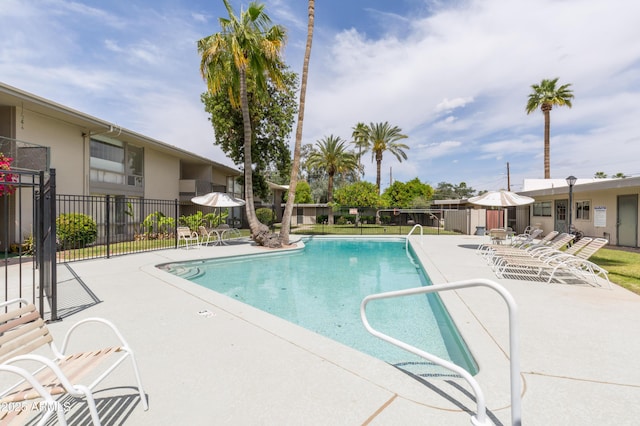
[554,199,568,233]
[486,209,504,229]
[296,207,304,226]
[617,195,638,247]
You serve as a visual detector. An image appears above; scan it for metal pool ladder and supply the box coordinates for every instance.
[360,278,522,426]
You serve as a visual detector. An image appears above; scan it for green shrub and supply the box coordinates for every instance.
[256,208,275,225]
[56,213,98,249]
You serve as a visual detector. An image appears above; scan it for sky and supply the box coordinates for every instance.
[1,0,639,193]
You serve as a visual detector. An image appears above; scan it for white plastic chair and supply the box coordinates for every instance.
[177,226,200,249]
[0,298,148,425]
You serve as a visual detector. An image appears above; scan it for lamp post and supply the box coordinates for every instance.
[566,175,577,233]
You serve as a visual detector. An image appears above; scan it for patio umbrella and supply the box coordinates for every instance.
[468,190,534,231]
[468,190,534,207]
[191,192,246,208]
[191,192,246,227]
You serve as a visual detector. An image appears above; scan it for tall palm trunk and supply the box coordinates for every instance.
[542,103,552,179]
[280,0,315,244]
[239,68,262,236]
[375,151,383,194]
[327,172,334,225]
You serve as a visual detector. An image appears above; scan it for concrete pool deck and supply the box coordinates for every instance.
[18,235,640,425]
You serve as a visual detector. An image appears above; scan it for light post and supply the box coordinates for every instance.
[566,175,577,233]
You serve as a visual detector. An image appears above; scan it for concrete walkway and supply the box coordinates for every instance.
[9,235,640,425]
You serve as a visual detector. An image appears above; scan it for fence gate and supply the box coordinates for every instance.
[1,168,57,320]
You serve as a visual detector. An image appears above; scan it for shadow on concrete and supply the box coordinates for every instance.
[51,263,102,320]
[394,366,505,426]
[30,387,146,426]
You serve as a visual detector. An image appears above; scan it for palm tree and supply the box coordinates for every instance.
[280,0,314,245]
[307,135,358,225]
[198,0,286,245]
[351,122,368,179]
[362,122,409,194]
[526,78,574,179]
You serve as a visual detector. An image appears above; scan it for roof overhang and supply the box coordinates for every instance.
[0,82,240,175]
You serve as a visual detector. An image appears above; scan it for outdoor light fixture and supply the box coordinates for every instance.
[566,175,577,232]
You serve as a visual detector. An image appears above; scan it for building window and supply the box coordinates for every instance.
[575,200,590,220]
[90,137,144,189]
[533,201,552,217]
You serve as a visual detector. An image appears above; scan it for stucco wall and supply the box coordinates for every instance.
[530,186,640,246]
[144,149,180,199]
[15,109,87,195]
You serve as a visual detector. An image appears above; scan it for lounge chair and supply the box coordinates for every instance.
[0,364,68,425]
[490,233,575,269]
[478,230,558,262]
[0,298,148,425]
[494,238,611,288]
[198,226,221,246]
[177,226,200,249]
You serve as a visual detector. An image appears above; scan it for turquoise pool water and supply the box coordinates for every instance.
[159,237,478,377]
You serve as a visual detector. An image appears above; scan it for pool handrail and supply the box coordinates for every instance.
[405,224,423,267]
[360,278,521,426]
[406,224,423,249]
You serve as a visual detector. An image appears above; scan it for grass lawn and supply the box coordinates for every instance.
[590,248,640,295]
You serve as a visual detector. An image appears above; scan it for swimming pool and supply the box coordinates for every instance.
[159,237,478,377]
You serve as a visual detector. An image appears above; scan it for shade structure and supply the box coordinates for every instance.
[468,190,535,207]
[191,192,246,208]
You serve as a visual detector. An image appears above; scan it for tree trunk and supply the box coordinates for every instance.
[542,103,552,179]
[240,68,273,245]
[327,172,334,225]
[375,150,383,194]
[280,0,315,245]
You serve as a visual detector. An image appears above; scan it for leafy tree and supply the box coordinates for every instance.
[306,135,358,224]
[351,122,368,179]
[382,178,433,208]
[594,171,608,178]
[358,122,409,194]
[56,213,97,249]
[280,0,315,245]
[294,180,313,203]
[613,172,627,178]
[333,181,382,208]
[410,196,431,209]
[455,182,476,199]
[432,181,476,200]
[255,207,275,225]
[526,77,574,179]
[198,0,286,246]
[201,66,298,192]
[298,143,317,180]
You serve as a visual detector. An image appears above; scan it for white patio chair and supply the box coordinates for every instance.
[198,226,221,246]
[177,226,200,249]
[0,298,148,425]
[0,364,68,425]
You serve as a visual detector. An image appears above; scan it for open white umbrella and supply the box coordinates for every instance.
[468,190,534,233]
[191,192,246,228]
[468,190,534,207]
[191,192,246,208]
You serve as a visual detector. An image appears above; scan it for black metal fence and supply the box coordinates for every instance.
[55,195,179,262]
[1,168,57,320]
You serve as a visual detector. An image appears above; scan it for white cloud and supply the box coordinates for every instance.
[1,0,639,192]
[435,97,474,113]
